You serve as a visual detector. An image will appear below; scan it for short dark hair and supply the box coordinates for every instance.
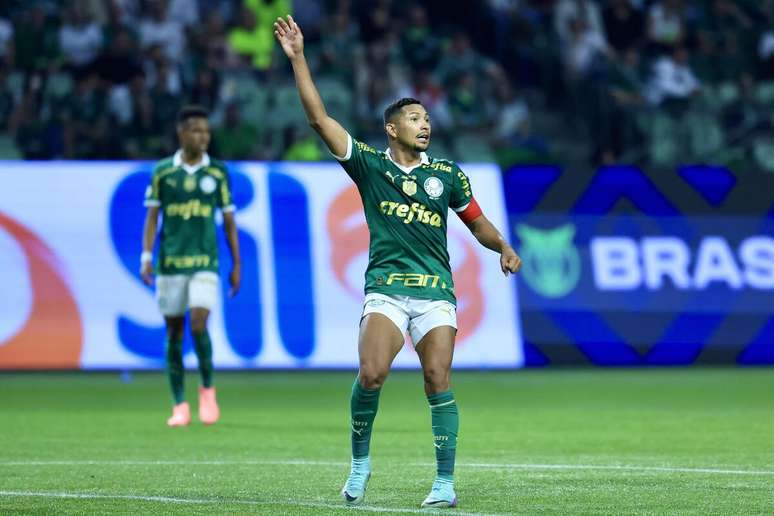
[177,105,209,125]
[383,98,423,124]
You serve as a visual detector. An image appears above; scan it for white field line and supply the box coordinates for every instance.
[0,490,502,516]
[1,459,773,476]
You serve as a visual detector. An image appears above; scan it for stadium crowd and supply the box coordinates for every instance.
[0,0,773,169]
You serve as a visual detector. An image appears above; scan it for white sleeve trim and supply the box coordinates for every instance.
[452,202,470,213]
[221,205,236,213]
[144,199,161,207]
[329,133,353,161]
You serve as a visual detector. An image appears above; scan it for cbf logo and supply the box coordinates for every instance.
[516,224,581,298]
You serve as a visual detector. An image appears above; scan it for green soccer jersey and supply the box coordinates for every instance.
[144,151,234,275]
[336,135,475,305]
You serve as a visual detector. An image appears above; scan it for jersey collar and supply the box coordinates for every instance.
[385,147,429,174]
[173,150,211,175]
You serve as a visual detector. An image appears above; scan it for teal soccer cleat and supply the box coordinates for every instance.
[341,457,371,506]
[421,478,457,509]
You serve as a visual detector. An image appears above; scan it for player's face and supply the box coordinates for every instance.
[390,105,431,152]
[178,117,210,155]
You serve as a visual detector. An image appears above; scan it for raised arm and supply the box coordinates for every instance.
[274,15,349,157]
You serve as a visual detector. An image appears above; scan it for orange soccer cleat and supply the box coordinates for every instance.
[198,386,220,425]
[166,401,191,427]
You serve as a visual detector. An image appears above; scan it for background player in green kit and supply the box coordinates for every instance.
[140,105,241,427]
[275,16,522,509]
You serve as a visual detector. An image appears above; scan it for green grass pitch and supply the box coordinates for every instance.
[1,369,772,514]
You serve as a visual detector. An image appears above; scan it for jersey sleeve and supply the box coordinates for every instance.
[144,163,163,208]
[217,166,236,213]
[449,163,474,212]
[331,133,378,183]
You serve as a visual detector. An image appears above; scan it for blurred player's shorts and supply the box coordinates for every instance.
[361,293,457,346]
[156,271,219,316]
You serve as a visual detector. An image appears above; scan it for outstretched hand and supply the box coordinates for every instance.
[274,15,303,59]
[501,247,522,276]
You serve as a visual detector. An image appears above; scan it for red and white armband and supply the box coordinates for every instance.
[454,197,483,224]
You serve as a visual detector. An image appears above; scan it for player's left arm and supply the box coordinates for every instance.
[217,168,241,297]
[222,211,241,297]
[463,210,521,276]
[450,164,521,276]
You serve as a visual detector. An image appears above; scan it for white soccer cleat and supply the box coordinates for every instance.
[341,469,371,506]
[421,478,457,509]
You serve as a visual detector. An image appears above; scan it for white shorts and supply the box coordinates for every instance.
[156,271,219,317]
[361,293,457,347]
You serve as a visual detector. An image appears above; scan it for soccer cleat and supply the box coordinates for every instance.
[421,478,457,509]
[198,386,220,425]
[341,458,371,506]
[166,401,191,427]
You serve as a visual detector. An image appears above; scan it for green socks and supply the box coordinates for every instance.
[428,390,458,480]
[165,337,184,404]
[350,379,381,459]
[192,330,214,388]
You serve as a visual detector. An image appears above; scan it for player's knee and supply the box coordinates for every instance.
[423,366,449,392]
[166,324,184,342]
[190,317,207,335]
[358,366,388,390]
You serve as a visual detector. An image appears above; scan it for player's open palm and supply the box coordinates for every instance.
[274,15,303,59]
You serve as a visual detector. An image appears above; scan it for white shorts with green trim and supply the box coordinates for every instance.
[361,293,457,347]
[156,271,219,316]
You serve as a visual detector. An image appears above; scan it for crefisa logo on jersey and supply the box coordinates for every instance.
[199,175,217,194]
[424,177,444,199]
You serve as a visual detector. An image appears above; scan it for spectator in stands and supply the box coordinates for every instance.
[562,16,612,80]
[93,28,143,87]
[139,0,185,63]
[648,46,701,112]
[9,74,52,159]
[448,71,488,131]
[188,67,220,112]
[233,0,290,70]
[213,102,260,159]
[282,124,323,161]
[228,5,274,70]
[400,5,440,71]
[603,0,645,53]
[0,67,15,131]
[166,0,200,28]
[398,68,452,130]
[14,5,59,73]
[436,32,485,88]
[647,0,686,51]
[0,15,13,67]
[554,0,606,45]
[59,4,104,73]
[318,11,360,84]
[62,71,109,158]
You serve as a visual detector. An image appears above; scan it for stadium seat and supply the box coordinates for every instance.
[0,135,22,159]
[753,138,774,173]
[648,113,679,167]
[687,112,724,160]
[755,82,774,107]
[44,72,73,100]
[453,134,495,162]
[268,83,308,130]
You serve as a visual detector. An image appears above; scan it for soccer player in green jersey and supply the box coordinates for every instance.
[276,16,521,509]
[140,105,241,427]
